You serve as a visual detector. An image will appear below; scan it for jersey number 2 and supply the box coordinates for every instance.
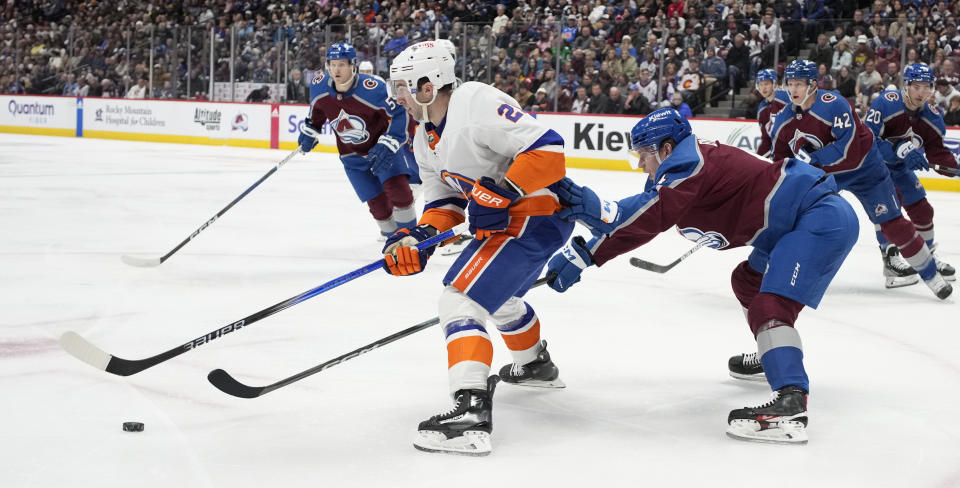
[497,104,524,123]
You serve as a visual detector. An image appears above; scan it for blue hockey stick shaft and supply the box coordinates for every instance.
[61,227,461,376]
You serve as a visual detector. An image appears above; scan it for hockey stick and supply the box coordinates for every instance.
[629,240,707,273]
[932,164,960,176]
[121,149,300,267]
[61,228,462,376]
[207,275,554,398]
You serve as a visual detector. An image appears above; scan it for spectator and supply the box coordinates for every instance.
[817,64,834,90]
[125,77,148,99]
[832,40,853,75]
[810,34,834,70]
[636,67,659,107]
[881,63,902,90]
[571,86,589,113]
[604,86,625,114]
[935,79,960,111]
[515,83,535,110]
[100,79,118,98]
[587,83,609,113]
[726,34,750,95]
[944,96,960,127]
[529,87,550,112]
[670,92,693,118]
[245,85,271,103]
[624,83,654,115]
[287,69,308,104]
[701,47,727,105]
[836,66,856,101]
[852,35,876,70]
[855,60,882,109]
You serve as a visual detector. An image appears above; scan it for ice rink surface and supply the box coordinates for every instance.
[2,133,959,487]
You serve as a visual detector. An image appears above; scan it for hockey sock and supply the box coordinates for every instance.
[444,318,493,393]
[904,198,935,245]
[747,293,807,391]
[494,302,542,366]
[731,260,764,310]
[880,216,937,280]
[366,192,393,221]
[383,174,415,209]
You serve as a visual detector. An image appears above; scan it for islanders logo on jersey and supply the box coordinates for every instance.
[331,108,371,144]
[678,227,730,249]
[362,78,379,90]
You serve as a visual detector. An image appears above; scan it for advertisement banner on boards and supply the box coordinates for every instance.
[82,98,271,143]
[0,95,76,130]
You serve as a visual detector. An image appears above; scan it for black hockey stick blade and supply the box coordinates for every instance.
[932,164,960,176]
[629,241,706,274]
[208,276,553,399]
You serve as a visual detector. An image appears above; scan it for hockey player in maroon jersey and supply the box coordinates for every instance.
[863,62,956,287]
[755,69,791,157]
[546,107,860,444]
[298,42,421,240]
[768,59,951,299]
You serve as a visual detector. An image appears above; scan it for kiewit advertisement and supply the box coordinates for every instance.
[0,95,76,136]
[82,98,271,147]
[536,112,960,189]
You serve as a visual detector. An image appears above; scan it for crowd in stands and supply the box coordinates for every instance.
[2,0,960,124]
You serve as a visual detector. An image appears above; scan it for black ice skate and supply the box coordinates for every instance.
[728,352,766,381]
[438,235,472,256]
[924,273,953,300]
[882,247,920,288]
[413,375,499,456]
[727,386,809,444]
[931,244,956,282]
[498,340,566,388]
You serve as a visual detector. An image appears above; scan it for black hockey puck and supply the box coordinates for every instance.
[122,422,145,432]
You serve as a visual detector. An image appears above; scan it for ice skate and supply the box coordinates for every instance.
[438,235,472,256]
[727,386,809,445]
[728,352,766,381]
[498,340,565,388]
[924,273,953,300]
[930,244,956,282]
[882,247,920,288]
[413,376,499,456]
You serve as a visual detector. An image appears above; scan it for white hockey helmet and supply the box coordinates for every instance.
[358,60,374,73]
[436,38,457,60]
[389,41,457,97]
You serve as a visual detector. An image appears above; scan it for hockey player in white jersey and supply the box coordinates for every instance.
[384,41,573,456]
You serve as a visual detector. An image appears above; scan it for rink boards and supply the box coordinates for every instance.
[2,94,958,191]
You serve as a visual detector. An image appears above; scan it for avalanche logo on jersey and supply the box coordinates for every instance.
[313,73,325,84]
[884,91,900,102]
[788,129,824,156]
[679,227,730,249]
[331,109,371,144]
[875,203,889,217]
[821,93,837,103]
[362,78,379,90]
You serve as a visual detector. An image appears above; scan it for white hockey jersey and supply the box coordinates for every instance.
[412,82,567,232]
